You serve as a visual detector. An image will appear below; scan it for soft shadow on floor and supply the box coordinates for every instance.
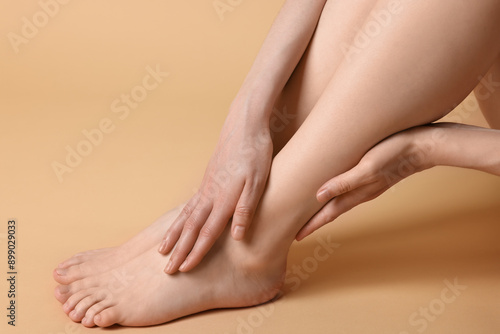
[284,203,500,298]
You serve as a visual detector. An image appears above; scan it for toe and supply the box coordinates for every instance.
[54,263,90,285]
[53,268,67,284]
[58,255,85,269]
[54,285,71,303]
[53,267,72,284]
[64,263,90,283]
[81,300,113,327]
[63,289,95,319]
[67,286,112,323]
[56,277,97,304]
[94,307,121,327]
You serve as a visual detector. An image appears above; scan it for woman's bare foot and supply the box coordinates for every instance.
[54,226,286,327]
[53,206,182,285]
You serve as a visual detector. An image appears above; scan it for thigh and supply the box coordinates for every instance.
[268,0,500,220]
[271,0,376,153]
[475,55,500,129]
[307,0,500,139]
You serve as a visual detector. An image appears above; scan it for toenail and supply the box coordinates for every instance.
[70,310,77,318]
[56,268,65,276]
[82,317,87,324]
[94,314,101,323]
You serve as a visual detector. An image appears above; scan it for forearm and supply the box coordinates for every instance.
[423,123,500,175]
[232,0,327,121]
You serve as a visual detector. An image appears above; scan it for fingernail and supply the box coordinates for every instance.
[165,260,174,274]
[233,226,245,240]
[179,261,188,271]
[317,189,329,202]
[158,240,167,253]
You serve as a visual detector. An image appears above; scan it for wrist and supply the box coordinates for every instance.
[408,126,440,171]
[229,90,274,127]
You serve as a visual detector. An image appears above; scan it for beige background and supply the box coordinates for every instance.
[1,1,499,333]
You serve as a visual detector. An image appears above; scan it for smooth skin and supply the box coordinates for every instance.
[299,55,500,239]
[160,0,500,274]
[297,122,500,240]
[158,0,329,273]
[54,0,500,327]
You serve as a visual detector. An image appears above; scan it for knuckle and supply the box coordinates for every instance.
[184,217,199,232]
[365,171,379,184]
[234,206,253,218]
[182,205,192,217]
[359,161,379,181]
[335,179,351,194]
[359,158,376,172]
[199,225,214,239]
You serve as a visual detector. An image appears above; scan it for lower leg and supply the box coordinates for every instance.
[53,0,377,286]
[54,0,500,327]
[245,0,500,256]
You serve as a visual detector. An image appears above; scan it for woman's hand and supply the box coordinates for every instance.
[159,101,274,274]
[296,126,437,240]
[157,0,328,273]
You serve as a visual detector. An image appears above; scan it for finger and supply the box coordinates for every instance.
[231,177,266,241]
[164,203,212,274]
[178,182,244,271]
[296,190,364,241]
[178,203,236,272]
[316,166,367,203]
[158,196,200,255]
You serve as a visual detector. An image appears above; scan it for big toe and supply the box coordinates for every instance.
[53,264,89,284]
